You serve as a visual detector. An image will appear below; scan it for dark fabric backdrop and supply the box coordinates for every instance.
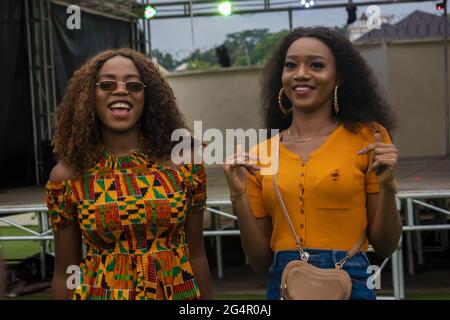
[0,2,132,188]
[0,0,35,188]
[51,3,132,103]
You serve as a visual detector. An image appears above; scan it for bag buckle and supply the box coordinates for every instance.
[301,251,310,262]
[296,245,309,262]
[335,255,350,269]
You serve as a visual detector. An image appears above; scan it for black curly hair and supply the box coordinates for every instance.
[53,48,188,176]
[261,27,396,135]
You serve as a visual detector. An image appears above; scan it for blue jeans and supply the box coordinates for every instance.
[267,249,376,300]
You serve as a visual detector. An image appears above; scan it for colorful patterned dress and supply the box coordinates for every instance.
[45,149,206,300]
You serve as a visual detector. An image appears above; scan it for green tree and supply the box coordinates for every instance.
[250,29,289,65]
[334,25,350,38]
[223,29,270,66]
[185,48,220,70]
[150,49,179,71]
[177,28,291,71]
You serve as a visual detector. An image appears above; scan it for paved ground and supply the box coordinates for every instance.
[210,250,450,296]
[4,253,450,299]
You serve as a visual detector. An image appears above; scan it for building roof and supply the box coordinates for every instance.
[354,10,450,44]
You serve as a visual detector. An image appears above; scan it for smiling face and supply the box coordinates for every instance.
[281,37,338,114]
[94,55,145,133]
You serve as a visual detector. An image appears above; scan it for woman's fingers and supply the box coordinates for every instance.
[357,143,395,154]
[373,153,397,161]
[224,152,259,165]
[230,163,260,174]
[374,147,399,155]
[371,158,397,171]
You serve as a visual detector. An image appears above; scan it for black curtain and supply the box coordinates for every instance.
[0,2,133,188]
[51,3,132,103]
[0,0,35,189]
[39,4,132,183]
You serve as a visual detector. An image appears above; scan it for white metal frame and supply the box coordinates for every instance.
[1,191,449,298]
[397,191,450,276]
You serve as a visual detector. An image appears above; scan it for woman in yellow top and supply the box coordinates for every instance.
[46,48,212,300]
[223,27,402,300]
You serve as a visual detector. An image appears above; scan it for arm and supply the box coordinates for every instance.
[0,249,5,299]
[223,145,273,275]
[51,224,82,299]
[366,190,402,258]
[231,195,273,275]
[48,162,82,300]
[185,208,213,300]
[359,131,403,258]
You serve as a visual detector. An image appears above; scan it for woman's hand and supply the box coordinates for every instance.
[222,144,260,199]
[358,130,399,190]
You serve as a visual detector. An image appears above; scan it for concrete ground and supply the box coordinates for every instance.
[210,252,450,297]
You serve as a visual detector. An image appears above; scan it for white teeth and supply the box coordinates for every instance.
[109,102,131,110]
[294,87,311,92]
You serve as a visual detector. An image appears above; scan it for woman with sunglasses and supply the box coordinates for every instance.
[46,48,213,300]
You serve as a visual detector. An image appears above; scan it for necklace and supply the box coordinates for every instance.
[286,122,339,143]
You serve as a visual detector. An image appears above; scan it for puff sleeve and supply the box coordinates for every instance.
[45,180,77,232]
[180,163,207,212]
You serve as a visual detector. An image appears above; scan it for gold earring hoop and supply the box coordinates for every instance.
[278,88,292,115]
[334,85,340,115]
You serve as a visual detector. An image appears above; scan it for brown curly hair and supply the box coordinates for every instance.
[52,48,187,176]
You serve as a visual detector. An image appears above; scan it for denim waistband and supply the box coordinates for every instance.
[273,248,369,267]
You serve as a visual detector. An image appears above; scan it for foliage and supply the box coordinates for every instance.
[152,26,348,71]
[150,49,179,71]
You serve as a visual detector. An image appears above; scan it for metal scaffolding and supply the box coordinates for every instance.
[25,0,58,185]
[143,0,435,23]
[24,0,151,185]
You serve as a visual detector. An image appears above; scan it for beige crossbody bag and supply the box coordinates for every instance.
[272,173,366,300]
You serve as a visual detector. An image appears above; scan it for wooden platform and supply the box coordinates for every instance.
[1,155,450,207]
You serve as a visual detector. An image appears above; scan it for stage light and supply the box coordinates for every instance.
[144,5,157,19]
[346,4,357,25]
[436,1,446,11]
[218,1,232,16]
[300,0,315,8]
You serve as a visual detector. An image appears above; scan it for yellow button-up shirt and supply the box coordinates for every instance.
[246,123,392,252]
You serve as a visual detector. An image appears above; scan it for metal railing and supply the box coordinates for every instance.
[397,191,450,276]
[1,191,449,299]
[0,205,51,280]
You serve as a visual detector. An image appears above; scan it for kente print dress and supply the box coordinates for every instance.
[45,149,206,300]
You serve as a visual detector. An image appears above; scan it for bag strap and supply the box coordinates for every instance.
[272,174,305,256]
[272,170,366,268]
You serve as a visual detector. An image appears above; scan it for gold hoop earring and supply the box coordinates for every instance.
[334,85,340,115]
[278,88,292,115]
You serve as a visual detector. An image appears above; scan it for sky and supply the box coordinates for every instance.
[148,0,439,59]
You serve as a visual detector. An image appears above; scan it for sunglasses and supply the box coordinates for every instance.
[95,80,146,93]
